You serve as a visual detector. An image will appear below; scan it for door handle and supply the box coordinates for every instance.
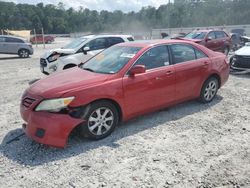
[165,71,174,75]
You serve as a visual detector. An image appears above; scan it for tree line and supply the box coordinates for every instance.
[0,0,250,34]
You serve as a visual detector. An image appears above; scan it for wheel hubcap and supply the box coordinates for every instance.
[20,50,28,57]
[204,81,217,101]
[88,107,114,136]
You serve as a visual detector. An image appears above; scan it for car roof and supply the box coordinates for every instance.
[192,29,227,33]
[117,39,200,48]
[0,35,26,40]
[117,39,216,57]
[80,34,133,39]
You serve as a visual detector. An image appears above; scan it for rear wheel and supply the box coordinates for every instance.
[18,49,29,58]
[80,101,119,140]
[200,77,219,103]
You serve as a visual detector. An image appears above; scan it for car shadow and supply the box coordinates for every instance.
[0,56,20,60]
[0,96,223,167]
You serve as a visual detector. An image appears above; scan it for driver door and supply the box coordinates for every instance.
[122,45,176,118]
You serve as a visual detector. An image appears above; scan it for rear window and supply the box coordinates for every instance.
[215,31,227,38]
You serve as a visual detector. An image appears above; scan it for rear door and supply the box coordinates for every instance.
[5,37,24,53]
[170,44,210,102]
[123,45,176,117]
[0,36,6,53]
[205,31,218,51]
[215,31,229,52]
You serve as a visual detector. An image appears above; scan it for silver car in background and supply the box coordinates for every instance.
[0,35,33,58]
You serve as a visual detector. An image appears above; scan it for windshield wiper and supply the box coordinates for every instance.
[83,67,95,72]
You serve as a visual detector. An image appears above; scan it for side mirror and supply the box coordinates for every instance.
[82,46,90,55]
[206,36,212,42]
[129,65,146,76]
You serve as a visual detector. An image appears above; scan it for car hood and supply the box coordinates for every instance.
[41,48,75,58]
[28,67,110,98]
[178,38,203,43]
[235,46,250,56]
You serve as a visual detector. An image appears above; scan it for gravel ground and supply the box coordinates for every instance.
[0,38,250,188]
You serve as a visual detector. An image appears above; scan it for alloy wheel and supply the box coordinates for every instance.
[87,107,114,136]
[204,80,217,101]
[20,50,29,58]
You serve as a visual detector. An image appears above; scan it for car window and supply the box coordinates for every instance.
[195,49,208,59]
[184,32,207,39]
[5,37,24,43]
[62,38,87,49]
[127,37,134,41]
[207,32,216,40]
[134,45,170,70]
[108,37,124,47]
[0,37,5,42]
[215,31,226,38]
[82,46,142,74]
[170,44,196,64]
[85,38,109,51]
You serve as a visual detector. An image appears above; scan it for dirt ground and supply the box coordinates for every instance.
[0,38,249,188]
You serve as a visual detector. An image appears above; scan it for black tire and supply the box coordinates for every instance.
[63,64,76,70]
[80,101,119,140]
[18,49,29,58]
[223,46,230,56]
[200,77,219,103]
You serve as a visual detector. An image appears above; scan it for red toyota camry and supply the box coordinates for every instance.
[20,40,229,148]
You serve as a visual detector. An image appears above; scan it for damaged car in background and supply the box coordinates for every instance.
[230,42,250,73]
[40,34,134,75]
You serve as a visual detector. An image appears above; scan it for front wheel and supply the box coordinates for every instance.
[18,49,29,58]
[200,77,219,103]
[80,101,119,140]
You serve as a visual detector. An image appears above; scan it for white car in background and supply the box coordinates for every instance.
[230,42,250,72]
[40,34,134,75]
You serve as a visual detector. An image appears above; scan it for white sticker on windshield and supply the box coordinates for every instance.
[120,53,136,58]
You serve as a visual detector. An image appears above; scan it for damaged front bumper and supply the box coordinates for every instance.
[230,55,250,72]
[20,93,85,148]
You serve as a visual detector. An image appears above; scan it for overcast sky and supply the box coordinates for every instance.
[3,0,171,12]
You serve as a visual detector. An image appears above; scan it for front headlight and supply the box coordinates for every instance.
[35,97,75,112]
[48,53,60,62]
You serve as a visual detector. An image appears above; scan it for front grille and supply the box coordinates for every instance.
[40,58,47,67]
[22,97,36,108]
[233,55,250,69]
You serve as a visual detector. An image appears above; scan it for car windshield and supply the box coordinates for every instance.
[62,38,87,49]
[81,46,142,74]
[184,32,207,39]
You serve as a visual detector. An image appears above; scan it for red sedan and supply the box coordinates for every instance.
[20,40,229,148]
[30,35,55,44]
